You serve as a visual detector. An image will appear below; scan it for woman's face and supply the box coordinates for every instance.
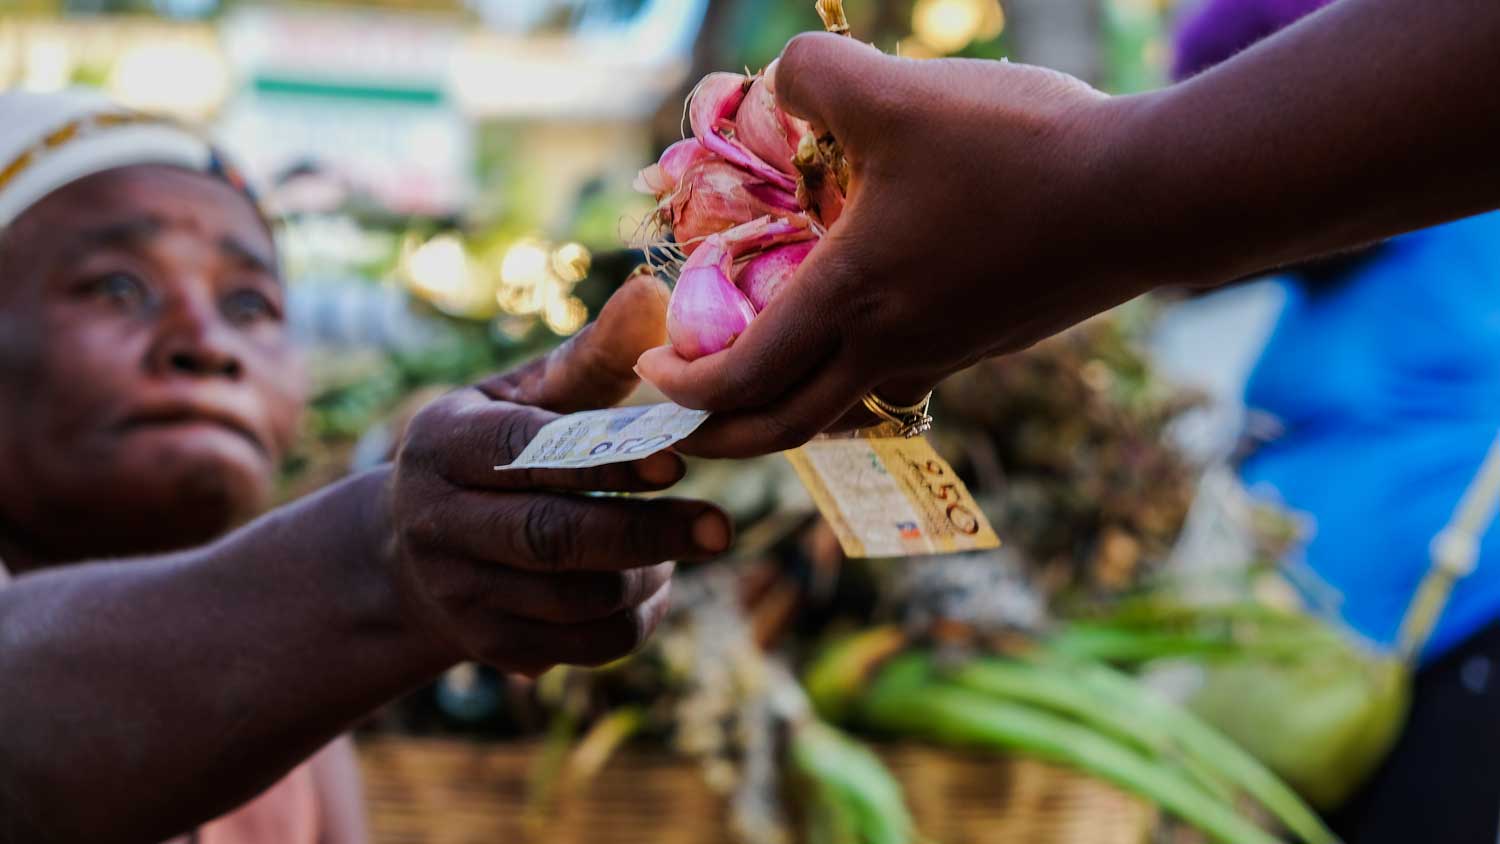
[0,164,305,561]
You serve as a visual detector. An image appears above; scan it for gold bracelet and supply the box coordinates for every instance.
[861,391,934,438]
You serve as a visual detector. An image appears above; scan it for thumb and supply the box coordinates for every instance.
[774,32,893,143]
[481,268,670,413]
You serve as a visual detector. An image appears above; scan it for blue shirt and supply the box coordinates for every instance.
[1241,211,1500,660]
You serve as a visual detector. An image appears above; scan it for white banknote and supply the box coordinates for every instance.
[496,403,711,471]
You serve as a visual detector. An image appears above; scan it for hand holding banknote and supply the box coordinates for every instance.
[380,273,731,676]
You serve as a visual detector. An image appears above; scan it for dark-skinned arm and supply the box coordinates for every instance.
[638,0,1500,458]
[0,274,728,844]
[0,472,420,844]
[1121,0,1500,288]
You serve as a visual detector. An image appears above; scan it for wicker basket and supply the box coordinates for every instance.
[358,737,1156,844]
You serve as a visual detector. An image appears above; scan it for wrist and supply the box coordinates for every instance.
[346,466,462,675]
[245,467,458,688]
[1088,85,1250,291]
[164,468,458,728]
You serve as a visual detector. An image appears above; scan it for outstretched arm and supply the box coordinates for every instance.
[0,274,727,844]
[1126,0,1500,285]
[0,470,429,844]
[638,0,1500,457]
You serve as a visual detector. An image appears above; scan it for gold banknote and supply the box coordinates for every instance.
[786,434,1001,558]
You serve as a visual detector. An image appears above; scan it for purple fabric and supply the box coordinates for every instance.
[1171,0,1337,81]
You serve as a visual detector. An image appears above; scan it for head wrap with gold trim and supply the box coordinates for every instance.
[0,89,256,229]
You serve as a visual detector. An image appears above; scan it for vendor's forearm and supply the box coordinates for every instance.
[0,468,445,844]
[1116,0,1500,287]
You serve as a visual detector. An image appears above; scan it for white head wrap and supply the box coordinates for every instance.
[0,90,232,229]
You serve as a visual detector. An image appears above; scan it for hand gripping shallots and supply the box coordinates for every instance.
[633,60,848,360]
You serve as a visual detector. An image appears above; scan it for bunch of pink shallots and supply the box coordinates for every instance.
[634,63,848,360]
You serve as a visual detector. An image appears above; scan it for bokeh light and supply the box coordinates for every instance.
[21,37,72,93]
[543,293,589,336]
[552,241,591,284]
[403,233,497,318]
[110,37,229,119]
[912,0,1004,55]
[499,239,550,288]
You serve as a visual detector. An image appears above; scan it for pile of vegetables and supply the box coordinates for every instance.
[633,4,850,360]
[531,537,1353,844]
[1055,599,1409,811]
[806,627,1342,844]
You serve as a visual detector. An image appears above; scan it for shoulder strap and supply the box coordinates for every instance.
[1396,428,1500,661]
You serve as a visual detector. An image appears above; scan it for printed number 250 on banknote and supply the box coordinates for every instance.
[786,436,1000,558]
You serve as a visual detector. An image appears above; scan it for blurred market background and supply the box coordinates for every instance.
[1,3,1410,844]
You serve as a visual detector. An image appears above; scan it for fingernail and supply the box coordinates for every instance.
[692,510,731,554]
[635,452,682,485]
[633,364,645,379]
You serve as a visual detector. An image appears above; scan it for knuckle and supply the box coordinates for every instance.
[519,497,578,568]
[473,365,527,403]
[397,402,447,466]
[397,497,446,551]
[491,406,543,467]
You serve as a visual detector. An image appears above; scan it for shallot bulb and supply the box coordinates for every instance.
[667,233,758,361]
[666,215,816,360]
[735,61,810,178]
[667,158,800,251]
[688,73,797,193]
[633,138,713,196]
[716,213,816,256]
[735,240,814,312]
[634,63,845,245]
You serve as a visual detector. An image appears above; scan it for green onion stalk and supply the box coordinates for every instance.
[788,720,916,844]
[1053,600,1409,810]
